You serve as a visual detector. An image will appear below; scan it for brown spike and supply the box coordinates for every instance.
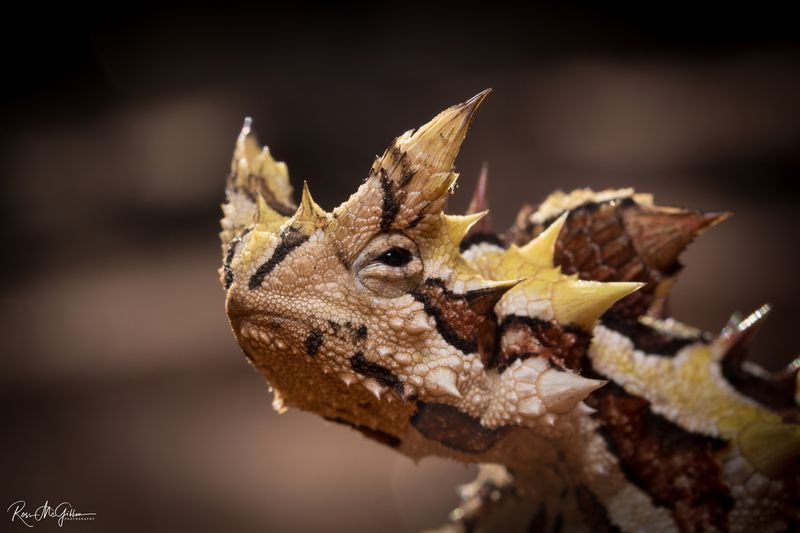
[718,304,771,365]
[465,162,493,235]
[716,305,799,410]
[623,208,731,272]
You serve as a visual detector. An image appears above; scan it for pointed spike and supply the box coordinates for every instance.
[252,194,288,234]
[718,304,771,364]
[424,367,462,398]
[364,380,385,400]
[738,420,800,478]
[536,369,607,414]
[467,162,490,214]
[255,194,275,223]
[518,212,569,268]
[385,89,490,189]
[295,181,328,226]
[551,280,644,330]
[407,312,433,334]
[236,117,261,163]
[769,356,800,407]
[403,89,491,175]
[444,212,488,245]
[623,207,732,271]
[465,162,493,235]
[465,278,524,315]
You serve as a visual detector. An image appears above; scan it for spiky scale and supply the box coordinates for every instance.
[220,91,799,533]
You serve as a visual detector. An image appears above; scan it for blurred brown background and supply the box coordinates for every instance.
[1,5,799,532]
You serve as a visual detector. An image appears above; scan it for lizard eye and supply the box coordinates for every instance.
[353,233,423,298]
[376,247,412,267]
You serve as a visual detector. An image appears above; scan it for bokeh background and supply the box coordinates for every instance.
[2,5,798,532]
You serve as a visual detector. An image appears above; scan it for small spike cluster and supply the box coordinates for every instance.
[220,91,799,532]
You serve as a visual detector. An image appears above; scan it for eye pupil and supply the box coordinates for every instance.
[378,247,412,267]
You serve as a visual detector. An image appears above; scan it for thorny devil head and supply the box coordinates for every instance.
[221,91,800,532]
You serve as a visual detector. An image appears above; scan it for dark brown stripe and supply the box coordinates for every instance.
[223,227,252,289]
[248,228,309,289]
[459,232,506,253]
[600,314,705,357]
[350,352,402,395]
[586,381,733,532]
[720,348,799,413]
[411,402,508,453]
[412,278,504,358]
[496,314,591,372]
[379,173,401,230]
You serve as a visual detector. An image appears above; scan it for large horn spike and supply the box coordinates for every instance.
[330,91,491,263]
[623,207,731,271]
[398,89,491,182]
[518,212,569,269]
[551,280,644,330]
[374,89,491,213]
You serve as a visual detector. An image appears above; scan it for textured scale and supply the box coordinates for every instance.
[219,91,800,532]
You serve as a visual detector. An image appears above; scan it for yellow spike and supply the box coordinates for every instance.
[444,211,488,245]
[396,90,491,182]
[551,280,643,330]
[738,420,800,478]
[293,181,328,228]
[518,212,569,268]
[243,229,273,265]
[254,194,288,234]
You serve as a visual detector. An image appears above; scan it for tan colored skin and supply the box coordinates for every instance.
[221,92,799,532]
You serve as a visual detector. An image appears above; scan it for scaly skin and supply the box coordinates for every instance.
[219,91,800,532]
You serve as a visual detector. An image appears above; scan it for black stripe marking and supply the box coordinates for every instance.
[412,292,477,354]
[411,401,508,453]
[248,228,309,289]
[350,352,402,395]
[233,185,296,216]
[223,227,252,289]
[412,278,505,355]
[458,231,507,253]
[379,173,401,230]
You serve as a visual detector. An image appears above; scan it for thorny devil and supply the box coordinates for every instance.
[219,90,800,532]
